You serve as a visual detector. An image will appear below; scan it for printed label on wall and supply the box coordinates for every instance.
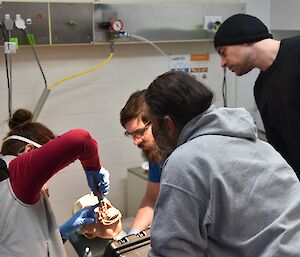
[169,53,209,86]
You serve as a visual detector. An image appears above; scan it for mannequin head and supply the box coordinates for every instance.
[73,193,122,239]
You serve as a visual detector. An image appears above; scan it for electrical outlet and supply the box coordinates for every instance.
[203,16,222,32]
[4,42,17,54]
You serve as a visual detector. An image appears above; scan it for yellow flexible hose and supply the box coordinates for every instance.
[33,51,114,121]
[48,52,114,90]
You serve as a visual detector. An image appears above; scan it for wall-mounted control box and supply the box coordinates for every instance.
[0,2,49,45]
[0,2,245,45]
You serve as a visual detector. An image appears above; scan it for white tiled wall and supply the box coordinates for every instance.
[0,39,235,257]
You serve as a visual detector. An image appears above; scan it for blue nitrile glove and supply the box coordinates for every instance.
[85,167,110,196]
[60,205,97,240]
[127,229,140,236]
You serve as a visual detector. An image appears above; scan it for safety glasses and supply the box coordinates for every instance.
[124,122,151,139]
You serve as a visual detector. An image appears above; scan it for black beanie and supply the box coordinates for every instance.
[214,13,273,49]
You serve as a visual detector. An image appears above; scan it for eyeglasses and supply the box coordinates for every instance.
[124,122,151,139]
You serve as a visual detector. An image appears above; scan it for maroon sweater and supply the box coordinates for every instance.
[8,129,101,204]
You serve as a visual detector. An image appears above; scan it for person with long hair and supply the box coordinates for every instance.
[0,108,109,257]
[145,71,300,257]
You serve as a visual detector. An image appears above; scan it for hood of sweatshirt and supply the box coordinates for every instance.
[177,105,257,147]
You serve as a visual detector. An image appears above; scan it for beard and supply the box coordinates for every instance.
[141,142,164,163]
[151,125,175,161]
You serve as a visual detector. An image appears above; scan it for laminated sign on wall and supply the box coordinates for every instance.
[169,53,210,86]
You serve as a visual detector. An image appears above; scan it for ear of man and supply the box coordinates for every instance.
[163,116,174,137]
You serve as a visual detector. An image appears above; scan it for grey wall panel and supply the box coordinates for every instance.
[50,3,93,44]
[271,0,300,30]
[0,2,245,45]
[0,2,49,45]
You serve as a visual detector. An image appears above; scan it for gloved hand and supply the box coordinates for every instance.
[127,229,140,236]
[85,167,110,196]
[60,205,98,240]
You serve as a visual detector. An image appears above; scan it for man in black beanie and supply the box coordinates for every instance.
[214,13,300,181]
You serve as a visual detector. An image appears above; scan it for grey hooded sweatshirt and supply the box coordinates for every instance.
[149,106,300,257]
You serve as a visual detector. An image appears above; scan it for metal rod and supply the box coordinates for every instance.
[33,87,51,121]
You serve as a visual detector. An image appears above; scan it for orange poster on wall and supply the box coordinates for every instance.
[169,53,209,86]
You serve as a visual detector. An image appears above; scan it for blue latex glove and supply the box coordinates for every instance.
[85,167,109,196]
[127,229,140,236]
[60,205,97,240]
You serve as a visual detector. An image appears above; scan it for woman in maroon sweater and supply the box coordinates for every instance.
[0,109,109,256]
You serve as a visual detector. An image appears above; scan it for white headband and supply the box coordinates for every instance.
[3,135,42,148]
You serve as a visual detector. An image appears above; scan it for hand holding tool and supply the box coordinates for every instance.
[85,167,110,196]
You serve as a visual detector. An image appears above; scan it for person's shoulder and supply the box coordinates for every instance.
[148,162,161,182]
[283,35,300,45]
[149,162,160,170]
[59,128,93,139]
[165,144,197,169]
